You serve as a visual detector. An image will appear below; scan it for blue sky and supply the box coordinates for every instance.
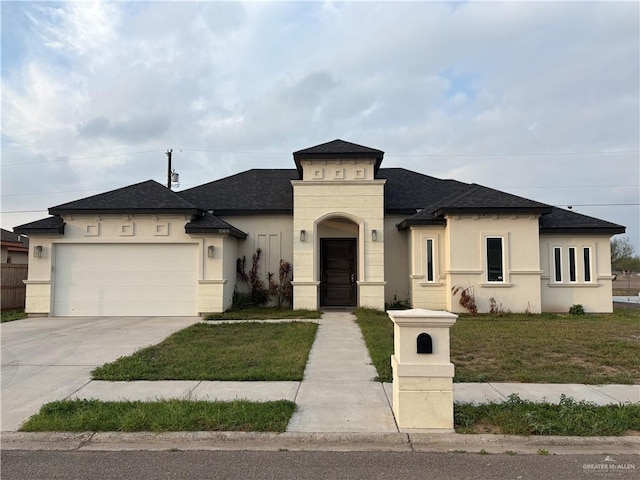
[2,1,639,250]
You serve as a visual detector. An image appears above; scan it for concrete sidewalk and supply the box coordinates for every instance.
[68,379,640,407]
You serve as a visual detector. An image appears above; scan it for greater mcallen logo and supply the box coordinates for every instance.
[583,456,636,475]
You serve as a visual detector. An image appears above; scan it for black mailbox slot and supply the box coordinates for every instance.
[417,333,433,354]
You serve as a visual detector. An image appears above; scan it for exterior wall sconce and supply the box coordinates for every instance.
[300,229,306,242]
[372,229,378,241]
[207,245,215,258]
[34,245,43,258]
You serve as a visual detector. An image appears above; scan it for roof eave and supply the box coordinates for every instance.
[14,224,65,236]
[397,219,447,230]
[540,226,626,235]
[434,207,552,216]
[49,208,200,215]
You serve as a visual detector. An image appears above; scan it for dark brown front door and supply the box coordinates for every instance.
[320,238,356,307]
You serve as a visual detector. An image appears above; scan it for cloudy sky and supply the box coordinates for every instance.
[2,1,639,249]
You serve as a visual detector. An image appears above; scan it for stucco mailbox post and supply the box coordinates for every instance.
[387,308,458,431]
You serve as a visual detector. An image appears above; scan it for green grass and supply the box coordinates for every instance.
[92,322,318,381]
[206,307,321,321]
[20,399,296,432]
[356,308,640,384]
[1,309,27,323]
[355,308,394,382]
[455,394,640,436]
[452,309,640,384]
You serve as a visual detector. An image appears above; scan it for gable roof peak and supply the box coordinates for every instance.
[293,139,384,178]
[49,179,200,215]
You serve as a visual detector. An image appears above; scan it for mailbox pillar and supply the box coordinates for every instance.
[387,308,458,431]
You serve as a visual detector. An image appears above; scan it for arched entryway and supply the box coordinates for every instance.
[316,216,360,308]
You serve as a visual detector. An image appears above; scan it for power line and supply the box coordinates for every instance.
[1,209,49,214]
[501,184,639,190]
[1,147,638,167]
[0,149,164,167]
[386,150,638,158]
[3,183,637,199]
[3,203,638,215]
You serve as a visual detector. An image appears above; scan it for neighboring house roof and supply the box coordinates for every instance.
[14,216,65,235]
[185,213,247,239]
[1,228,29,250]
[293,139,385,178]
[49,180,200,215]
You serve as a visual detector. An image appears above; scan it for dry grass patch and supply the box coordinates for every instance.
[357,308,640,384]
[452,310,640,384]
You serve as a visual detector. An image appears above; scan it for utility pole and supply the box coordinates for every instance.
[166,149,173,189]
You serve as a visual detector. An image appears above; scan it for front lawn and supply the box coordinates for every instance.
[356,308,640,384]
[455,394,640,436]
[92,322,318,381]
[20,399,295,432]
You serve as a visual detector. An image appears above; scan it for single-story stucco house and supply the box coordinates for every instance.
[15,139,625,317]
[1,228,29,265]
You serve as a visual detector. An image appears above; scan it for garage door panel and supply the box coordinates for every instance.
[60,272,195,287]
[54,244,198,316]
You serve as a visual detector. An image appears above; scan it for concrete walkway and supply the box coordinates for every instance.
[286,311,398,433]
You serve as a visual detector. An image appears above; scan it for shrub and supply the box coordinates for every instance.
[268,260,293,308]
[569,304,585,315]
[237,249,269,307]
[452,284,478,315]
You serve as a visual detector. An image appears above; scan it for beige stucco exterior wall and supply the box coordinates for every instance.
[407,226,448,310]
[221,215,293,304]
[292,159,386,310]
[23,214,239,316]
[443,214,543,314]
[539,234,614,313]
[384,215,410,306]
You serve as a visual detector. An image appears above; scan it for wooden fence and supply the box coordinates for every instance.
[1,264,28,310]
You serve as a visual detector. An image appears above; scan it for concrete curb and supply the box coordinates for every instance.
[2,431,639,455]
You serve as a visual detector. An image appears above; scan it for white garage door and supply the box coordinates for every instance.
[53,244,198,316]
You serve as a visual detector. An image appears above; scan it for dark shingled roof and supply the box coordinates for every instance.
[179,169,297,214]
[185,213,247,239]
[21,141,626,237]
[1,228,29,245]
[539,207,625,234]
[293,139,384,178]
[49,180,200,215]
[432,184,552,216]
[14,216,65,235]
[377,168,469,214]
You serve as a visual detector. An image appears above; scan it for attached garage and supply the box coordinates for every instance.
[53,243,198,316]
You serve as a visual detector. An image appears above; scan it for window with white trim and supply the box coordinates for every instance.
[486,237,504,282]
[553,247,562,282]
[583,247,592,282]
[425,238,435,282]
[568,247,577,282]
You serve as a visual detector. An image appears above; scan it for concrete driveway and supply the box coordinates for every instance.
[1,316,201,431]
